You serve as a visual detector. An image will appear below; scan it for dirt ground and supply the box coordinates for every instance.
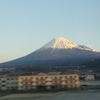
[0,91,100,100]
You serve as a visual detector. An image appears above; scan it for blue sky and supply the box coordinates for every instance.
[0,0,100,62]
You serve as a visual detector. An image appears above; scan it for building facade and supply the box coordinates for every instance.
[18,74,80,90]
[0,76,18,90]
[0,74,80,90]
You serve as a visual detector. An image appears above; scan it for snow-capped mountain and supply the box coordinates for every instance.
[0,37,100,67]
[39,37,94,51]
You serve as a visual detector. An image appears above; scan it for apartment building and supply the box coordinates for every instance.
[18,74,80,90]
[0,76,18,90]
[0,74,80,90]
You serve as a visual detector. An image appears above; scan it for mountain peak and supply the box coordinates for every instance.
[39,37,95,51]
[40,37,78,50]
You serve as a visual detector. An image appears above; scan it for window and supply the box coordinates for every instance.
[36,82,39,84]
[70,76,73,79]
[30,77,33,79]
[66,81,68,83]
[54,76,57,79]
[36,77,38,80]
[11,78,14,80]
[2,85,6,87]
[21,86,23,88]
[74,76,77,78]
[60,76,62,79]
[2,81,6,82]
[7,78,9,80]
[65,76,68,79]
[7,87,10,89]
[15,82,18,84]
[15,86,18,88]
[40,77,43,79]
[25,82,28,85]
[70,80,73,83]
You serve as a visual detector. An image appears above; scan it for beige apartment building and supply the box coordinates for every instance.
[18,74,80,90]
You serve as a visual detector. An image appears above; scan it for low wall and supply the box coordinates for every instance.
[80,81,100,86]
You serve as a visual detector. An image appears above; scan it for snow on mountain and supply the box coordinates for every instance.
[40,37,78,49]
[39,37,94,51]
[75,45,94,51]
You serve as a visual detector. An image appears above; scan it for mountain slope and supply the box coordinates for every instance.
[0,37,100,67]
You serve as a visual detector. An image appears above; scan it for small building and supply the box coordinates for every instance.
[85,74,94,81]
[80,74,95,81]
